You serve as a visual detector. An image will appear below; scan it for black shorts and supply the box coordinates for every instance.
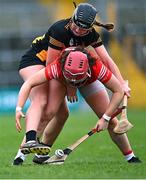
[18,47,46,70]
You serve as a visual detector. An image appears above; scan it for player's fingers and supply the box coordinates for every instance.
[71,97,73,103]
[96,123,105,132]
[67,96,71,102]
[70,97,73,103]
[92,128,98,133]
[21,112,25,118]
[125,91,131,98]
[15,113,22,132]
[73,96,76,103]
[95,124,100,132]
[67,96,69,102]
[16,119,21,132]
[71,97,74,103]
[122,84,131,98]
[67,96,78,103]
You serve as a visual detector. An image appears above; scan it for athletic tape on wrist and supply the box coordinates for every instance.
[102,114,111,122]
[16,106,22,112]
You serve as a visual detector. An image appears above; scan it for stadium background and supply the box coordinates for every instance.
[0,0,146,112]
[0,1,146,179]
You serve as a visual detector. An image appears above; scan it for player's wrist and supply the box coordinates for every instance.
[16,106,22,112]
[102,114,111,122]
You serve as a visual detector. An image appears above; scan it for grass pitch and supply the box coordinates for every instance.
[0,109,146,179]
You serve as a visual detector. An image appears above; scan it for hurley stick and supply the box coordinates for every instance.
[45,106,125,165]
[113,80,133,134]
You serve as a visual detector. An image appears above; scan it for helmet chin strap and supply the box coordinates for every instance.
[64,69,91,87]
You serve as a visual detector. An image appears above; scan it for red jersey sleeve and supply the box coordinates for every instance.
[91,60,112,83]
[45,59,62,81]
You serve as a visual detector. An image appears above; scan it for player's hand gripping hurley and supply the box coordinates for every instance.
[45,102,131,165]
[113,80,133,134]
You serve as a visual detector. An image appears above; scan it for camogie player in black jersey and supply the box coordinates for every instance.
[13,3,141,165]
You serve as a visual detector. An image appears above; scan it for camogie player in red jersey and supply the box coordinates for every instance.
[15,47,123,144]
[15,47,140,164]
[13,3,141,165]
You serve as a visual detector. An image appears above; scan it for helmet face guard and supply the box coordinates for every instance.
[63,68,91,87]
[63,51,91,87]
[73,15,91,30]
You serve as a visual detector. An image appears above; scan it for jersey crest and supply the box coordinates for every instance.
[69,38,74,46]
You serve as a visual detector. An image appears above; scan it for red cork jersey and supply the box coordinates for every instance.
[45,58,112,85]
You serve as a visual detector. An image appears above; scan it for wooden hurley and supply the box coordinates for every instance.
[113,80,133,134]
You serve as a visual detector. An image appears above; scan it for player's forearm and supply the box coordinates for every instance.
[16,82,31,109]
[107,60,125,84]
[95,45,125,84]
[46,47,61,65]
[104,90,124,117]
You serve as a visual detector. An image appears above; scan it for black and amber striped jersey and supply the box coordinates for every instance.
[31,18,103,62]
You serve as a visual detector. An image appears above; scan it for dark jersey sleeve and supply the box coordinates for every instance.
[47,19,70,50]
[89,29,103,48]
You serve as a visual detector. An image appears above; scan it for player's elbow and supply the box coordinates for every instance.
[21,80,33,95]
[27,78,37,89]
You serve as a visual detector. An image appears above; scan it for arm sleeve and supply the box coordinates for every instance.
[48,23,66,50]
[92,60,112,83]
[45,60,62,80]
[45,66,52,81]
[90,30,103,48]
[96,61,112,83]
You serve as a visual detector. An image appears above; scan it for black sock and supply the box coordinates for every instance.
[26,130,36,142]
[37,137,41,143]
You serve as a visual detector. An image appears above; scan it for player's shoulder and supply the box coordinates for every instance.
[88,28,102,47]
[49,18,70,34]
[91,28,101,38]
[51,18,70,27]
